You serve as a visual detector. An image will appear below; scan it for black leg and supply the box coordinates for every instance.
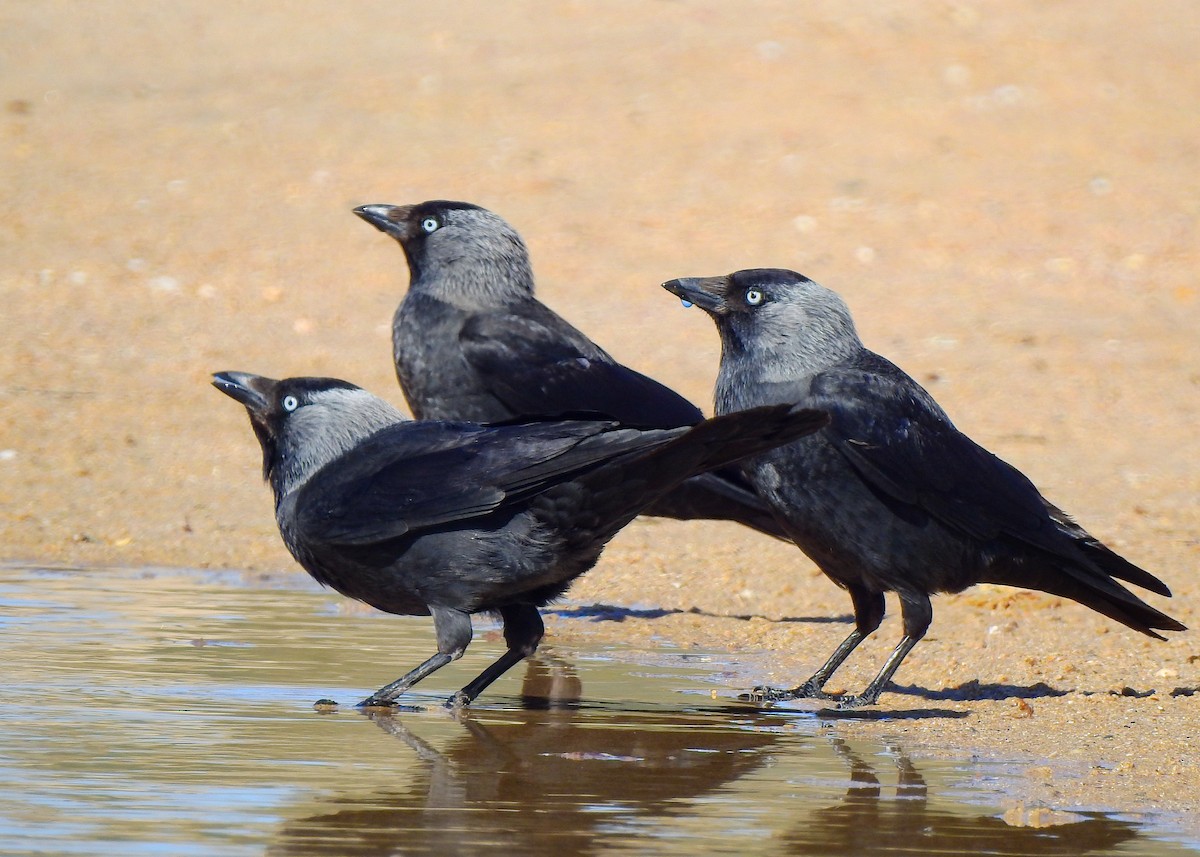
[358,607,473,707]
[837,591,932,708]
[748,585,885,702]
[446,604,544,708]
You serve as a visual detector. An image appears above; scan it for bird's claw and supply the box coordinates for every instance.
[356,695,399,709]
[739,685,795,703]
[832,693,879,710]
[740,681,841,704]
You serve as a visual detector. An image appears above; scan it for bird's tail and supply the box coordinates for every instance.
[639,467,793,540]
[985,558,1185,640]
[565,404,825,550]
[676,404,829,475]
[1046,501,1173,597]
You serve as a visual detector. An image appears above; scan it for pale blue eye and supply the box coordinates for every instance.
[282,395,299,412]
[421,217,440,233]
[746,289,764,306]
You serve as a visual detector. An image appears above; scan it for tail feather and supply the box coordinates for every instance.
[681,404,829,472]
[987,562,1185,640]
[565,405,825,548]
[1077,538,1172,597]
[1046,501,1172,597]
[641,469,793,539]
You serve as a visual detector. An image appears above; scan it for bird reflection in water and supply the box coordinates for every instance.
[272,657,1143,857]
[787,738,1138,856]
[271,655,778,855]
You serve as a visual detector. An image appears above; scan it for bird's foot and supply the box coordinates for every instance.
[443,690,473,710]
[740,683,837,704]
[739,681,835,700]
[832,692,880,710]
[739,685,795,703]
[356,694,400,709]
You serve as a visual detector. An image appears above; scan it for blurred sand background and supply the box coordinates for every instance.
[2,1,1198,819]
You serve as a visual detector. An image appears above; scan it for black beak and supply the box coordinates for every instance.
[661,276,730,315]
[353,204,414,241]
[212,371,273,413]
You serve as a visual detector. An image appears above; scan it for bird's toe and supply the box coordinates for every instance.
[740,685,802,703]
[832,693,879,710]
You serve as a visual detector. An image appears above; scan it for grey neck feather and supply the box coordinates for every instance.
[413,215,536,309]
[715,283,864,412]
[271,388,405,499]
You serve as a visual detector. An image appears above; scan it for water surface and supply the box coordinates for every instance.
[0,563,1193,856]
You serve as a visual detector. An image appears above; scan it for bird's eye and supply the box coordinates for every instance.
[282,395,299,412]
[745,288,765,306]
[420,216,440,234]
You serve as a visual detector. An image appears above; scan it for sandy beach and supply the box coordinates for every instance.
[2,1,1197,822]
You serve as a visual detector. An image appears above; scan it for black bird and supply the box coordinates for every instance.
[663,269,1184,707]
[213,370,827,708]
[352,200,789,538]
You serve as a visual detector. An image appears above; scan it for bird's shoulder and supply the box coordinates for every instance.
[287,418,679,547]
[807,352,1051,541]
[288,420,496,541]
[809,351,952,430]
[460,299,612,363]
[458,303,702,427]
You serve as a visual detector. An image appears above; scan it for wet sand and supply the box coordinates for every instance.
[3,1,1197,823]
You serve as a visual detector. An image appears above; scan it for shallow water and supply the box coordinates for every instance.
[0,563,1194,856]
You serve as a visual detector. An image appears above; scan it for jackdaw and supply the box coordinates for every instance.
[352,200,789,538]
[213,370,827,708]
[663,268,1184,707]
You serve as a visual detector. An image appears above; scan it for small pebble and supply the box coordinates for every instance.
[755,40,785,62]
[943,64,971,87]
[1044,257,1077,275]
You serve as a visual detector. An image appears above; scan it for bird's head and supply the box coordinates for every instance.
[662,269,863,375]
[212,372,405,498]
[353,200,534,307]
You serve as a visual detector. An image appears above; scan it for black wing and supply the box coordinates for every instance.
[288,418,682,547]
[459,306,704,428]
[804,355,1064,551]
[795,356,1170,602]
